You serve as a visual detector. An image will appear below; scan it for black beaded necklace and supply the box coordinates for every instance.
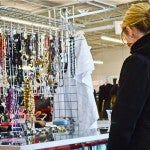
[69,36,75,78]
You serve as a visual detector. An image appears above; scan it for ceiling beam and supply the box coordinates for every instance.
[68,7,115,19]
[20,0,51,9]
[83,24,114,32]
[84,16,123,25]
[54,1,80,8]
[94,0,116,7]
[32,8,48,14]
[87,2,105,8]
[91,44,118,50]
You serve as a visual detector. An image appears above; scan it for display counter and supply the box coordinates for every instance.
[0,128,109,150]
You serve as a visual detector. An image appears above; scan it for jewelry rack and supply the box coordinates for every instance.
[49,7,80,139]
[0,6,100,149]
[0,5,79,139]
[0,6,49,25]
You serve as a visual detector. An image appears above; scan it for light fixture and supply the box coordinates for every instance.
[93,60,103,64]
[0,16,58,30]
[101,36,123,44]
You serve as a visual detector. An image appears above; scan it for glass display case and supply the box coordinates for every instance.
[0,129,108,150]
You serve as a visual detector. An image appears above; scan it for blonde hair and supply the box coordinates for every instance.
[121,2,150,34]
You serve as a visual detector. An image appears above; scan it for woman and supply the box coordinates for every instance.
[107,2,150,150]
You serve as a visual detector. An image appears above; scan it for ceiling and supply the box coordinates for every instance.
[0,0,148,54]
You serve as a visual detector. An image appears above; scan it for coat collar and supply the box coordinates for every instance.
[130,33,150,58]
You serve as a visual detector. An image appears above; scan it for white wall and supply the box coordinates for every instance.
[92,45,130,91]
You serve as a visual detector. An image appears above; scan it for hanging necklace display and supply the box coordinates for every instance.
[13,31,23,86]
[40,34,52,95]
[69,36,75,77]
[57,7,69,87]
[0,32,4,67]
[5,25,23,129]
[34,28,41,87]
[0,5,79,139]
[26,33,34,66]
[12,88,20,123]
[23,78,35,132]
[43,34,49,68]
[47,35,56,87]
[48,9,58,90]
[6,33,12,77]
[6,88,14,120]
[35,33,39,60]
[47,10,57,93]
[58,31,64,87]
[59,9,68,74]
[0,30,6,94]
[39,34,49,86]
[21,28,28,68]
[1,24,7,88]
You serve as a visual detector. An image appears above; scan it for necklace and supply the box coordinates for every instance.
[69,36,75,77]
[23,78,35,131]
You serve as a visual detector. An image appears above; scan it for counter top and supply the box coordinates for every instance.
[0,130,109,150]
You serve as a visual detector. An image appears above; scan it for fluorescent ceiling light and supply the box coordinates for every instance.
[93,60,103,64]
[101,36,123,44]
[0,16,58,30]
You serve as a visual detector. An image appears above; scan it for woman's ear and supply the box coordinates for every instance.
[126,26,134,38]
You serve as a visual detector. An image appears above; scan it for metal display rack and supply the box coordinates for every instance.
[0,4,79,135]
[0,6,49,25]
[0,5,103,150]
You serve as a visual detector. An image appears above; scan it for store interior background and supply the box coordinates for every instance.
[0,0,147,91]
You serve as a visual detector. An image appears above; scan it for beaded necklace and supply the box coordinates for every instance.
[69,36,75,77]
[23,78,35,131]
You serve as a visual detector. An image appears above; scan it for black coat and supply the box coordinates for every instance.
[99,83,112,118]
[107,33,150,150]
